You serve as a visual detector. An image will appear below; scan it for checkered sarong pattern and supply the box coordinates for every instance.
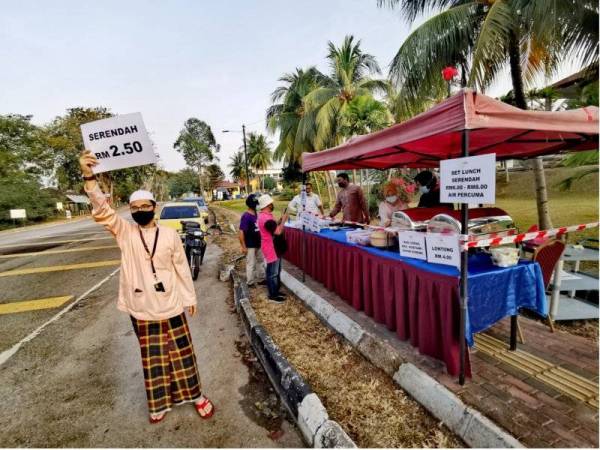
[131,313,202,414]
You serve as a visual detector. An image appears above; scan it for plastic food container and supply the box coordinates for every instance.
[490,247,520,267]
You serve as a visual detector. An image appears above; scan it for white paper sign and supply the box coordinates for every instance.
[426,233,460,268]
[398,231,427,260]
[10,209,26,219]
[81,112,156,174]
[440,153,496,204]
[56,202,64,211]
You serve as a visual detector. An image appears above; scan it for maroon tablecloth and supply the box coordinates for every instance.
[284,227,470,376]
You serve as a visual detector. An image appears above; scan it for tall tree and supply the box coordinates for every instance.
[340,96,392,137]
[229,150,251,188]
[173,118,220,197]
[0,114,52,180]
[46,107,112,191]
[247,133,272,191]
[378,0,598,229]
[266,67,326,165]
[204,163,225,199]
[304,35,389,149]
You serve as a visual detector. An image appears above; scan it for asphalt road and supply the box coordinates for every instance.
[0,213,303,447]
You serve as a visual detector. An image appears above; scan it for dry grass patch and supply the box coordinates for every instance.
[251,291,462,448]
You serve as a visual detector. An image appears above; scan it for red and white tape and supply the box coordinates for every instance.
[464,222,599,249]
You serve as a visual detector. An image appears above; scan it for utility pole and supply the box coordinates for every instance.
[242,124,250,195]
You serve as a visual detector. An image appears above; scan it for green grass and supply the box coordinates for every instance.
[213,199,290,217]
[215,167,598,241]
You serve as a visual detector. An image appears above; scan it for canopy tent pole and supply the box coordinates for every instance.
[301,172,307,283]
[459,129,469,385]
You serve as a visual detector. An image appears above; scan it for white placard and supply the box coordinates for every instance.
[398,231,427,260]
[440,153,496,204]
[81,112,156,174]
[10,209,26,219]
[426,233,461,268]
[56,202,64,211]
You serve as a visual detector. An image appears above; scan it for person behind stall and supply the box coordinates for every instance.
[78,150,214,424]
[378,182,408,227]
[287,182,324,217]
[238,193,265,287]
[257,194,289,303]
[329,173,370,224]
[414,170,452,209]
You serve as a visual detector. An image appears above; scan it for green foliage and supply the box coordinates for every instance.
[247,133,272,172]
[281,161,304,183]
[262,176,276,191]
[46,107,112,191]
[557,150,599,191]
[278,186,297,201]
[173,118,219,169]
[229,150,251,183]
[204,163,225,193]
[0,174,60,226]
[168,168,200,198]
[0,114,52,180]
[340,96,392,137]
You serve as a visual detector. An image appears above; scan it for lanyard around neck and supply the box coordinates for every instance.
[138,226,160,277]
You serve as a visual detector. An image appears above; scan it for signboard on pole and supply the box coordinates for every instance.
[426,233,460,268]
[440,153,496,204]
[398,231,427,260]
[10,209,26,219]
[81,112,156,174]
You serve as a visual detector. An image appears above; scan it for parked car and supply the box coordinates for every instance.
[157,202,208,234]
[182,197,208,213]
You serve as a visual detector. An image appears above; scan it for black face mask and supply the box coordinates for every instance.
[132,210,155,226]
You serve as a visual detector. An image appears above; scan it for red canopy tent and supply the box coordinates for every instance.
[299,89,599,384]
[302,89,598,171]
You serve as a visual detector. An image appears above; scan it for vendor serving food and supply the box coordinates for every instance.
[414,170,453,209]
[378,181,409,227]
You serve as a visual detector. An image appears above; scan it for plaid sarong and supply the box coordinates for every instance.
[131,313,202,414]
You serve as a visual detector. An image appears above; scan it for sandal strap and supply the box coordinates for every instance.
[196,397,212,409]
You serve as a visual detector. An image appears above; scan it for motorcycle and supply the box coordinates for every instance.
[180,220,207,280]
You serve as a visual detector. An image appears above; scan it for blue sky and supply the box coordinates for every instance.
[1,0,577,176]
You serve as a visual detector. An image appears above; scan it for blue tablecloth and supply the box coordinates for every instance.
[306,227,548,346]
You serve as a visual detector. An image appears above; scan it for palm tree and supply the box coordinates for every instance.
[247,133,272,191]
[304,35,389,149]
[378,0,598,229]
[266,67,327,166]
[229,150,250,190]
[340,96,393,137]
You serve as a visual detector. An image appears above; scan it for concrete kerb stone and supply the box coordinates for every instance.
[282,269,523,449]
[394,364,523,448]
[314,420,357,448]
[229,268,356,448]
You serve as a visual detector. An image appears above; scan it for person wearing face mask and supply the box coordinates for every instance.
[414,170,453,209]
[329,173,370,224]
[79,150,214,424]
[378,182,408,227]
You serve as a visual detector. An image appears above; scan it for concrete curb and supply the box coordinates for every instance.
[228,270,356,448]
[280,269,523,449]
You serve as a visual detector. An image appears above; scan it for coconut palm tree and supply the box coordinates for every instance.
[378,0,598,229]
[229,150,245,182]
[340,95,393,137]
[266,67,327,165]
[304,35,390,150]
[247,133,272,191]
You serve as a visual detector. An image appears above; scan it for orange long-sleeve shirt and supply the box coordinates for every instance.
[86,185,197,320]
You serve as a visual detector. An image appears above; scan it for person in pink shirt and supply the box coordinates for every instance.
[79,150,214,424]
[257,194,288,303]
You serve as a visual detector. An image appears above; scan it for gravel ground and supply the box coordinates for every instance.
[212,205,463,448]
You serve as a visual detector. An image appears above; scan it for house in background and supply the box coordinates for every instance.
[251,164,284,192]
[213,180,242,200]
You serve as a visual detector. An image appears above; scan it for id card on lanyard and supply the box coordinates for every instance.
[138,226,165,292]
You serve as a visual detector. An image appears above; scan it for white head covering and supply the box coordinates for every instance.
[129,190,155,204]
[257,194,274,211]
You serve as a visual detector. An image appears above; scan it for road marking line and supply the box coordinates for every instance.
[0,245,119,259]
[0,267,120,367]
[0,260,121,277]
[0,236,114,249]
[0,296,74,315]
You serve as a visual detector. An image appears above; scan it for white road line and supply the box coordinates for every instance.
[0,267,121,367]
